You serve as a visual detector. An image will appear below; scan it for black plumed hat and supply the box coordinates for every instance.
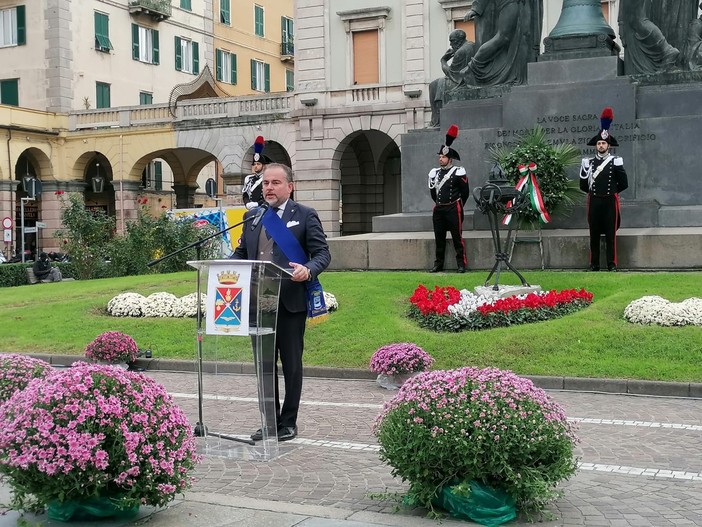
[437,124,460,160]
[587,107,619,147]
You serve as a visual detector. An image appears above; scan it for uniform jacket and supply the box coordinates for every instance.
[428,165,470,205]
[579,155,628,196]
[242,173,264,206]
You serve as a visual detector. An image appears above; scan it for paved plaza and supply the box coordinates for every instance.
[2,370,702,526]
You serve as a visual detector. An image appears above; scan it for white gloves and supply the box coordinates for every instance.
[245,202,258,210]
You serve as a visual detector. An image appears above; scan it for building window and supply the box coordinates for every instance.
[175,37,199,74]
[453,19,476,43]
[0,79,19,106]
[139,91,153,105]
[285,69,294,92]
[281,16,294,55]
[96,82,111,109]
[94,12,113,52]
[216,49,237,84]
[254,5,264,37]
[353,30,379,84]
[338,8,389,87]
[0,5,25,47]
[250,59,270,92]
[220,0,230,25]
[142,160,162,191]
[132,24,159,65]
[180,0,191,10]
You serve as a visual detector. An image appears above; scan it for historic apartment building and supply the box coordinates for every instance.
[2,0,627,255]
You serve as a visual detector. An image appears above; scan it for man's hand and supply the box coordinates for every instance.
[463,9,477,21]
[289,262,311,282]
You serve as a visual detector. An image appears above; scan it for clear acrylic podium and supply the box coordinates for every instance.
[187,259,291,461]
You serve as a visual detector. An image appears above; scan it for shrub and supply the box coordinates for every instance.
[0,354,52,403]
[374,367,579,514]
[54,194,115,280]
[85,331,139,363]
[0,363,199,514]
[370,343,434,376]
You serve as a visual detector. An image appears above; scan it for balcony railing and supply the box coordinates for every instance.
[68,93,294,130]
[128,0,171,20]
[281,40,294,59]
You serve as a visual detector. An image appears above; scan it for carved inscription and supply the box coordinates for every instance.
[485,113,657,151]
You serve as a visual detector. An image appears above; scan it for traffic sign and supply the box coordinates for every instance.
[36,222,46,228]
[1,217,12,229]
[3,229,11,242]
[24,227,37,234]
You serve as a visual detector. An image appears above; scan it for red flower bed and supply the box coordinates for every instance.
[409,285,461,316]
[477,289,593,315]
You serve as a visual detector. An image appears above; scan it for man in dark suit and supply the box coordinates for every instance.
[232,163,331,442]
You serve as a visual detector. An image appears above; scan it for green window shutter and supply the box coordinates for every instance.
[152,29,159,64]
[154,161,163,191]
[231,54,237,85]
[250,59,256,90]
[0,80,19,106]
[264,63,270,92]
[255,6,264,37]
[16,5,26,45]
[180,0,191,10]
[96,82,110,109]
[215,49,222,81]
[221,0,230,25]
[95,13,112,51]
[132,24,140,60]
[139,92,152,105]
[192,41,199,75]
[174,36,182,71]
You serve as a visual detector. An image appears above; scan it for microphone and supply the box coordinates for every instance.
[250,202,269,230]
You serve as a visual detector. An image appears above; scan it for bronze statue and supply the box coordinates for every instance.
[618,0,680,75]
[648,0,698,57]
[428,30,476,127]
[682,3,702,70]
[463,0,543,86]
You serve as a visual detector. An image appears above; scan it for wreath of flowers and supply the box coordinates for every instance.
[0,363,199,514]
[409,285,593,332]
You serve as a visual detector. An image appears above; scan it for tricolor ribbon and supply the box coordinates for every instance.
[502,162,551,225]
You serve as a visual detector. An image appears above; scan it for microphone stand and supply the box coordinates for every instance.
[148,212,259,446]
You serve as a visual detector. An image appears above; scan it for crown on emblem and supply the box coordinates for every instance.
[217,270,240,285]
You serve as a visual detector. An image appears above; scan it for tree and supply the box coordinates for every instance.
[54,194,115,280]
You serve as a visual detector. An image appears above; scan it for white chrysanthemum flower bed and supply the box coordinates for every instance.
[107,292,207,318]
[324,291,339,311]
[624,296,702,326]
[172,293,207,318]
[107,292,146,317]
[142,293,179,317]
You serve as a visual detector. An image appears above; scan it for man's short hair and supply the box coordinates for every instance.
[263,163,294,183]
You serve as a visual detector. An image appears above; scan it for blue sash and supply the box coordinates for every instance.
[260,207,328,320]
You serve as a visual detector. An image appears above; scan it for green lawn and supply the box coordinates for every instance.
[1,270,701,382]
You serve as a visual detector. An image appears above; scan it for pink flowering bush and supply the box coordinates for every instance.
[374,367,578,515]
[85,331,139,363]
[0,354,51,403]
[0,362,199,514]
[370,343,434,376]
